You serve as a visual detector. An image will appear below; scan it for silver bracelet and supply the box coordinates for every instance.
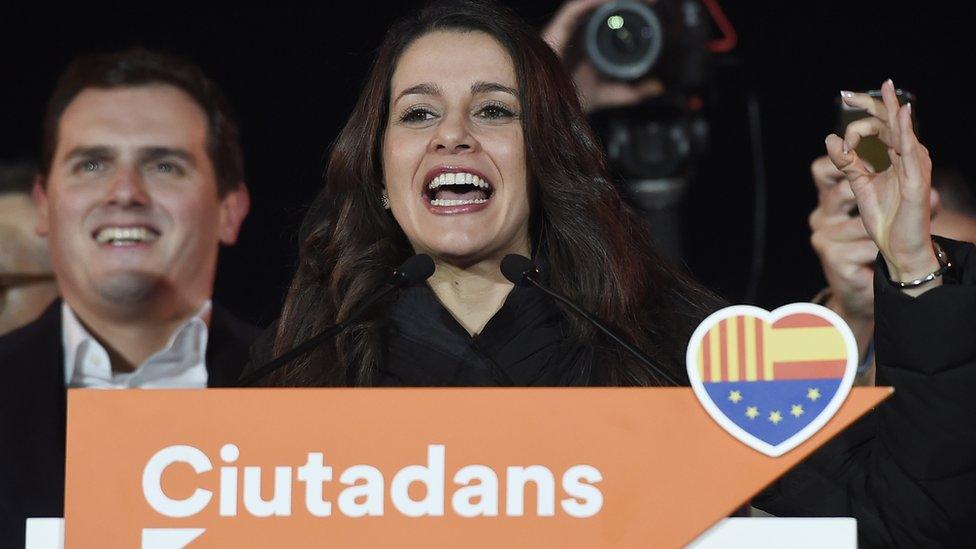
[887,239,951,288]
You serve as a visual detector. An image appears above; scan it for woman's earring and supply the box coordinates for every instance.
[381,189,391,210]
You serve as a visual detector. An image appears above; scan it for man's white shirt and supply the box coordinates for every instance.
[62,300,211,388]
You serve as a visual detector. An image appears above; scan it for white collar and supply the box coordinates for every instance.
[61,300,212,388]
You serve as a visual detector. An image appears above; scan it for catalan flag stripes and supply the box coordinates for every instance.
[698,314,847,382]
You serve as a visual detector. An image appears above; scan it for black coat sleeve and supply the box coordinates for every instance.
[754,237,976,548]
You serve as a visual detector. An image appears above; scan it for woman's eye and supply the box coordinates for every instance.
[401,108,437,123]
[476,104,515,120]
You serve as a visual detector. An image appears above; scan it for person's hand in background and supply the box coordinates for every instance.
[543,0,664,112]
[808,156,879,374]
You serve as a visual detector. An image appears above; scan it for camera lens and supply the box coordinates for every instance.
[584,1,663,81]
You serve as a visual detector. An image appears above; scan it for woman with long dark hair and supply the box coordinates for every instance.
[258,1,971,545]
[268,0,719,388]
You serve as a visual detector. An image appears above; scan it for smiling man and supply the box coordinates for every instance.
[0,49,258,546]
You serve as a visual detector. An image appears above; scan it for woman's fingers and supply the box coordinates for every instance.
[842,117,893,152]
[825,134,872,186]
[833,79,938,283]
[898,103,929,195]
[879,79,903,154]
[839,82,906,154]
[841,90,888,121]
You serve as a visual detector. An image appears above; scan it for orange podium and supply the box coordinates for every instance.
[64,387,888,548]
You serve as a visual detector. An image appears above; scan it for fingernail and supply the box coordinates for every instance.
[906,102,912,114]
[840,90,854,98]
[843,141,850,154]
[885,78,894,88]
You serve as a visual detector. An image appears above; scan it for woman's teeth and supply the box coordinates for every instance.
[94,227,158,245]
[429,197,490,206]
[426,172,492,207]
[427,172,490,190]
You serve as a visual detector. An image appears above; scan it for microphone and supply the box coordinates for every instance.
[501,254,683,386]
[389,253,437,287]
[238,254,435,387]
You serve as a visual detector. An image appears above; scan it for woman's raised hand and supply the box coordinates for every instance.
[825,79,939,289]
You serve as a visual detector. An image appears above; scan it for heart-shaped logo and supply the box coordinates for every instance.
[685,303,858,457]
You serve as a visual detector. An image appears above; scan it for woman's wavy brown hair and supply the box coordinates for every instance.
[270,0,720,387]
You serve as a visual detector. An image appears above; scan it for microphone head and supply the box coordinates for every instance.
[501,254,536,286]
[394,254,435,287]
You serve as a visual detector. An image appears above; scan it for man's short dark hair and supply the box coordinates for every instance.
[40,48,244,196]
[0,161,37,196]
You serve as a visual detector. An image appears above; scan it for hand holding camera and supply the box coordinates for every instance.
[543,0,665,112]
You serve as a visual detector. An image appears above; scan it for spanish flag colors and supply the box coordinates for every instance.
[696,313,847,383]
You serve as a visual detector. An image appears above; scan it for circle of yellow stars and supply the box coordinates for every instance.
[725,387,823,425]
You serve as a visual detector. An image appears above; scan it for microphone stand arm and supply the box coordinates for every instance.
[237,284,398,387]
[523,276,684,387]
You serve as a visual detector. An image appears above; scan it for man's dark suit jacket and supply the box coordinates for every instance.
[0,300,258,548]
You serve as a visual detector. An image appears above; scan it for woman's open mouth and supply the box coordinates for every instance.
[423,167,494,214]
[423,169,494,214]
[426,172,492,205]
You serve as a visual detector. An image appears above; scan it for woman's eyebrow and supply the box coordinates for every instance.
[394,81,518,103]
[395,82,441,103]
[471,81,517,96]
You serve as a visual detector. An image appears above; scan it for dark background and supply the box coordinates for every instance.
[2,1,971,326]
